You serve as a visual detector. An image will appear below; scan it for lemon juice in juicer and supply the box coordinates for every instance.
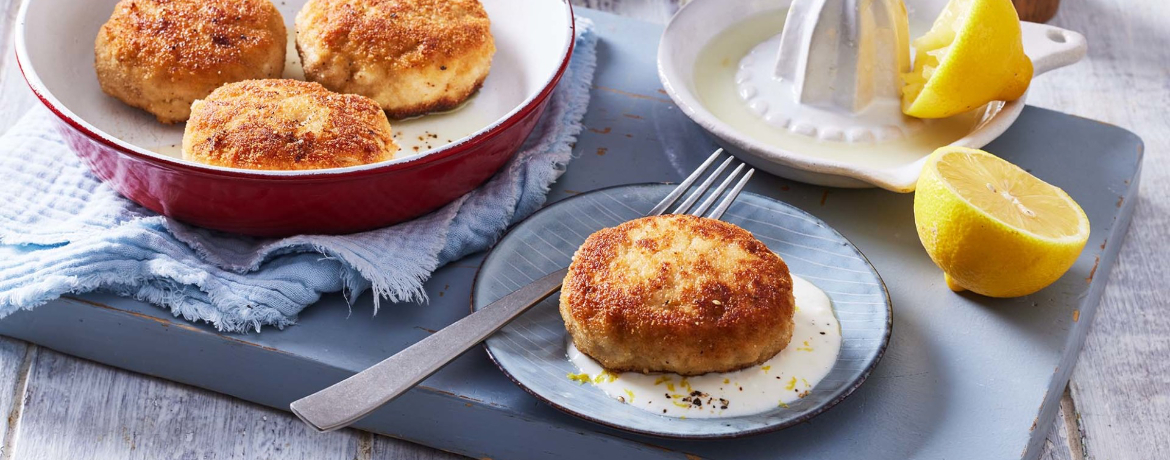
[693,0,1033,165]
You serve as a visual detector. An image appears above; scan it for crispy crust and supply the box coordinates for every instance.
[182,79,399,170]
[94,0,286,123]
[560,214,796,376]
[295,0,495,118]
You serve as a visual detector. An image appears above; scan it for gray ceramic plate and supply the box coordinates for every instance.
[471,184,892,439]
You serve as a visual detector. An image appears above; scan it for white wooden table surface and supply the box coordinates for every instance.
[1,0,1166,458]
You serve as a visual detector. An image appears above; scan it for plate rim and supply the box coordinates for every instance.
[470,182,893,440]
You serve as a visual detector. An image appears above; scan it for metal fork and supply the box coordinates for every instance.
[290,149,755,432]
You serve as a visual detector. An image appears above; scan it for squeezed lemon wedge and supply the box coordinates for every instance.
[914,147,1090,297]
[902,0,1033,118]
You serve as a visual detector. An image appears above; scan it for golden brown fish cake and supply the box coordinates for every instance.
[295,0,495,119]
[94,0,287,124]
[560,214,796,376]
[182,79,398,170]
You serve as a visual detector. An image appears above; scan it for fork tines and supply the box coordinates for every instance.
[649,149,754,221]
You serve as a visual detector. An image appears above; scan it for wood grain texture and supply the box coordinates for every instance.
[8,348,364,460]
[0,338,30,460]
[1025,1,1170,458]
[1040,391,1081,460]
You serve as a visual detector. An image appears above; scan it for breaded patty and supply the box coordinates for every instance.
[94,0,287,124]
[182,79,399,170]
[560,214,796,376]
[295,0,495,119]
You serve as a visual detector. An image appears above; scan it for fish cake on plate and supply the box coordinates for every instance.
[560,214,797,376]
[182,79,399,170]
[295,0,495,119]
[94,0,287,123]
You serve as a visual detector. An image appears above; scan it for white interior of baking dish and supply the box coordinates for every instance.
[16,0,574,175]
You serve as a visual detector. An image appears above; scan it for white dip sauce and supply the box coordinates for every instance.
[567,275,841,418]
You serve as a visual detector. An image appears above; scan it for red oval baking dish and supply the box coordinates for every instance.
[15,0,575,237]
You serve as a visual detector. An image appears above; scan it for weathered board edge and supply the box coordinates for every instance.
[1022,134,1144,460]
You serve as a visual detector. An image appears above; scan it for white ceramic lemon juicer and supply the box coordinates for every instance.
[658,0,1088,191]
[738,0,922,143]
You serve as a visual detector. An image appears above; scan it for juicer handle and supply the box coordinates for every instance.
[1020,22,1087,76]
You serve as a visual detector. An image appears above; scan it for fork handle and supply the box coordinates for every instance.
[290,267,569,432]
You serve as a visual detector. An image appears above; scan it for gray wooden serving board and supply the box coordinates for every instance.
[0,9,1142,460]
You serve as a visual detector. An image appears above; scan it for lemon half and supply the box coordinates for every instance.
[902,0,1033,118]
[914,147,1090,297]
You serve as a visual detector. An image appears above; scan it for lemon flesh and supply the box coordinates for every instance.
[902,0,1033,118]
[914,147,1090,297]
